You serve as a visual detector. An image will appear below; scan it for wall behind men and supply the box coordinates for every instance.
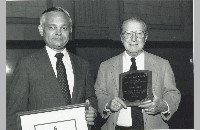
[6,0,193,41]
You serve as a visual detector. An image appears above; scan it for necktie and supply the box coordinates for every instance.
[55,53,71,105]
[130,57,144,129]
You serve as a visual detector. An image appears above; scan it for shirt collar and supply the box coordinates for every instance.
[124,50,144,62]
[45,46,68,58]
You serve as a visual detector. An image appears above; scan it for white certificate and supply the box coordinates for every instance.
[17,103,88,130]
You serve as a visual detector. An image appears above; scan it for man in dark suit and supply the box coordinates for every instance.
[95,17,181,130]
[7,7,97,130]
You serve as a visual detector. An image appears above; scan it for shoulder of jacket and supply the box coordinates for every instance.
[101,53,121,65]
[68,51,90,65]
[145,51,168,63]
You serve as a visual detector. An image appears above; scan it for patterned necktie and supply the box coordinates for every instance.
[55,53,71,105]
[130,57,144,129]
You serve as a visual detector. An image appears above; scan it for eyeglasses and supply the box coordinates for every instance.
[121,31,146,39]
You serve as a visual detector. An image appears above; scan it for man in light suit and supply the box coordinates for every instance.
[7,7,97,130]
[95,17,181,130]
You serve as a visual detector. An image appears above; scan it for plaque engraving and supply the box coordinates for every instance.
[119,70,153,106]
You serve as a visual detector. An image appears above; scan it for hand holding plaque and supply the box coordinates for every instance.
[119,70,153,106]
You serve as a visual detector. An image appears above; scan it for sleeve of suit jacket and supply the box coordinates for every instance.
[84,60,98,110]
[94,62,112,118]
[161,60,181,120]
[6,58,31,130]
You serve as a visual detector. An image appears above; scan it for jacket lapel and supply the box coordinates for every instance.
[111,53,123,95]
[36,48,65,102]
[37,48,57,81]
[144,51,158,97]
[68,52,79,104]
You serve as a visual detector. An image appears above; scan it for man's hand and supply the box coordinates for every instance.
[107,97,127,112]
[139,96,168,115]
[85,100,97,125]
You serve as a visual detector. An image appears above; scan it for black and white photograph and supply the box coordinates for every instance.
[6,0,194,130]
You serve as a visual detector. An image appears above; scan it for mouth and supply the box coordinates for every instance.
[53,39,63,43]
[53,37,62,41]
[129,43,138,46]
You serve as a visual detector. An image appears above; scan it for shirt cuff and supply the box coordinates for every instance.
[161,100,170,117]
[102,103,112,118]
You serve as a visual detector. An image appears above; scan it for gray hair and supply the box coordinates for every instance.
[39,7,72,32]
[121,17,148,35]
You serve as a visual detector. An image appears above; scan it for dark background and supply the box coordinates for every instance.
[6,39,194,129]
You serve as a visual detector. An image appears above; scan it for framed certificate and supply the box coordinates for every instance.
[17,103,88,130]
[119,70,153,106]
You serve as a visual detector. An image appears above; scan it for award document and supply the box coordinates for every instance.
[17,103,88,130]
[119,70,153,106]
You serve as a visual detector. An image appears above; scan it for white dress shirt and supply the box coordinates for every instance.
[117,51,144,126]
[46,46,74,96]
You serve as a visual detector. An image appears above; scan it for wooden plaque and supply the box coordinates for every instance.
[119,70,153,106]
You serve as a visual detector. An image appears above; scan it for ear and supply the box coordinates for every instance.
[38,25,44,36]
[70,27,72,33]
[144,35,148,42]
[120,34,123,42]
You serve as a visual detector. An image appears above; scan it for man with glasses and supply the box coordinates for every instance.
[94,17,181,130]
[7,7,97,130]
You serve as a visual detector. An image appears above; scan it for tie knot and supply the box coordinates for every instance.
[131,57,136,63]
[55,53,64,59]
[130,57,137,70]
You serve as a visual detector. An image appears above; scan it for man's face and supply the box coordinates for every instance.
[121,20,147,57]
[40,12,70,52]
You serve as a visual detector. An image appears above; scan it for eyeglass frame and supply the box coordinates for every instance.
[121,31,147,39]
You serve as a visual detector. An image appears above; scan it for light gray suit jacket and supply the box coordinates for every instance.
[95,51,181,130]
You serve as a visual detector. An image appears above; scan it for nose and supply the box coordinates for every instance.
[130,33,137,42]
[56,28,62,35]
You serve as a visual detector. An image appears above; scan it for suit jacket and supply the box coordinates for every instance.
[95,51,181,130]
[7,48,97,130]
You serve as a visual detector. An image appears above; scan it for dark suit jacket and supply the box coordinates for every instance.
[95,51,181,130]
[7,48,97,130]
